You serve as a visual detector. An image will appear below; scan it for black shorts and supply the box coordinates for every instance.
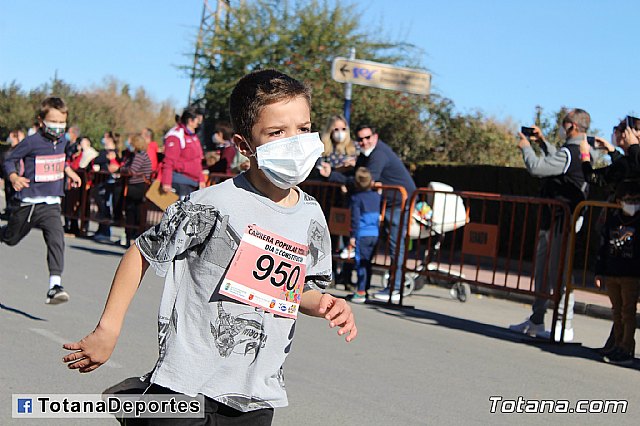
[119,384,274,426]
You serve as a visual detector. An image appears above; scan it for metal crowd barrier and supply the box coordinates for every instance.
[559,200,639,342]
[61,170,153,239]
[299,180,408,293]
[401,188,572,314]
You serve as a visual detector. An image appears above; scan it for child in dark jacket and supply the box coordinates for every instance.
[0,97,82,304]
[349,167,381,303]
[595,180,640,366]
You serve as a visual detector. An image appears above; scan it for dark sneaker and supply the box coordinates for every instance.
[93,234,112,244]
[603,348,633,366]
[597,344,616,356]
[46,285,69,305]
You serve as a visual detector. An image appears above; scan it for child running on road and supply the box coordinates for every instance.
[63,69,357,425]
[1,97,81,304]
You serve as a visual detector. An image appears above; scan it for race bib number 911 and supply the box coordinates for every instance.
[220,224,308,318]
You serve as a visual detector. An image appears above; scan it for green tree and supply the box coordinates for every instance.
[191,0,520,166]
[0,78,175,148]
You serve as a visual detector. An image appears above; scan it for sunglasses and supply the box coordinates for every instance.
[356,134,373,142]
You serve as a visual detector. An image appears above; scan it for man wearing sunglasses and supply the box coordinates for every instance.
[320,124,416,302]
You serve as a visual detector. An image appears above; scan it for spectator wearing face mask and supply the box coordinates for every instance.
[594,180,640,366]
[581,119,640,193]
[91,131,122,242]
[579,119,640,355]
[320,114,356,173]
[160,107,206,198]
[510,109,592,342]
[207,121,236,175]
[319,124,417,302]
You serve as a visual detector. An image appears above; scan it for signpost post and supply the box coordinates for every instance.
[331,57,431,96]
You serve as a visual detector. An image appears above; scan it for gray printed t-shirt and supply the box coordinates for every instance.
[136,174,332,412]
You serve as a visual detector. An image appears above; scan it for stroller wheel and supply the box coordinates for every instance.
[450,282,471,303]
[382,271,416,296]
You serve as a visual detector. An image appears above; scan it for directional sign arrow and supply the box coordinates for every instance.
[331,57,431,96]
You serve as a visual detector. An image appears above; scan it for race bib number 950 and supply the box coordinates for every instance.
[220,225,308,318]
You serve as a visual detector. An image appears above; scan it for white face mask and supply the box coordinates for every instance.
[621,202,640,216]
[331,130,347,143]
[362,146,375,157]
[252,132,324,189]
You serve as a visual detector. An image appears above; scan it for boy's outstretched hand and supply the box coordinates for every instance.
[317,293,358,342]
[62,326,119,373]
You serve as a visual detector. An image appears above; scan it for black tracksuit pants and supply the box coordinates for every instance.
[1,203,64,276]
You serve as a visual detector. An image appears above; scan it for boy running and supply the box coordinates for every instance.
[63,70,357,425]
[1,97,81,304]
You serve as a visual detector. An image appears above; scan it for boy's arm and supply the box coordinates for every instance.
[299,289,357,342]
[62,244,149,373]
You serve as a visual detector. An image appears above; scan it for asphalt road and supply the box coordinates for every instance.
[1,229,639,425]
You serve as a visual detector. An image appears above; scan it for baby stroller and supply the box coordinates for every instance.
[381,182,470,301]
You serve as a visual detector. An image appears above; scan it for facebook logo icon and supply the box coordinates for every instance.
[17,398,32,413]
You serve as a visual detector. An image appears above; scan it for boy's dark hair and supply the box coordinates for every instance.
[354,167,373,192]
[615,180,640,201]
[38,97,68,119]
[229,69,311,140]
[214,121,234,141]
[355,124,376,134]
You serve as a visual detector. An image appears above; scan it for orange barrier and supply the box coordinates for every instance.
[300,181,408,297]
[401,187,572,313]
[560,200,640,342]
[61,170,153,239]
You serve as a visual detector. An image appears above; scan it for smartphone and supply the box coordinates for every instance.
[626,115,640,131]
[521,126,535,137]
[586,136,596,147]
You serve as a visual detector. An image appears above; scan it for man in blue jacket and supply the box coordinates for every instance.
[1,97,82,304]
[320,124,416,302]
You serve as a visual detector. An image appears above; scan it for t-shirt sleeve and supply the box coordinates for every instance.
[304,211,333,292]
[135,199,219,276]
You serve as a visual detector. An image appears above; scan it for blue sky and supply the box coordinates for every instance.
[1,0,638,135]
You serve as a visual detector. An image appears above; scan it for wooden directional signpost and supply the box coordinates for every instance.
[331,57,431,96]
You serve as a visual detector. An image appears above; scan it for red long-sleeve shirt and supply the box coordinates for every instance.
[160,124,205,187]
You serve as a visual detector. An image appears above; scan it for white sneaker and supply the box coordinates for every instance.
[539,323,574,342]
[508,319,545,337]
[339,247,355,259]
[373,288,401,303]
